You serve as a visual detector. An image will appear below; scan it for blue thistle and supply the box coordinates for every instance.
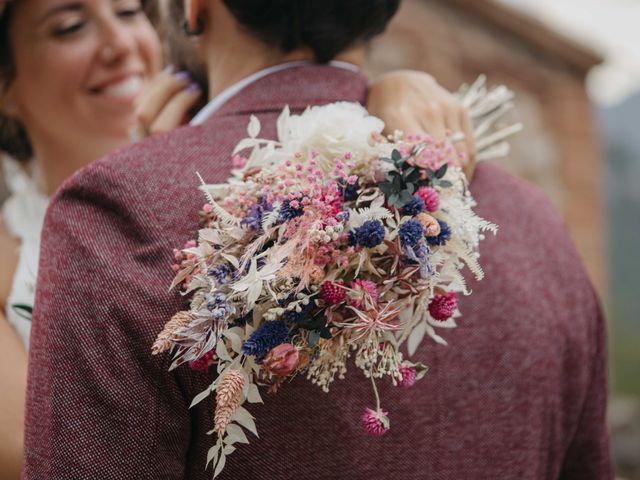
[398,219,425,248]
[347,230,358,246]
[241,320,290,361]
[355,220,386,248]
[241,200,273,230]
[208,264,231,285]
[402,196,425,216]
[427,220,452,246]
[277,198,304,224]
[344,180,360,201]
[282,300,316,326]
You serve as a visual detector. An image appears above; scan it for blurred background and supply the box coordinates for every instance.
[366,0,639,477]
[1,0,637,476]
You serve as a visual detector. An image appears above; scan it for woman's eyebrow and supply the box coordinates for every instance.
[37,2,84,26]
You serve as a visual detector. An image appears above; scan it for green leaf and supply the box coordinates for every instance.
[413,362,429,380]
[308,331,321,347]
[225,424,250,444]
[435,163,448,179]
[11,304,33,321]
[388,194,400,207]
[438,180,453,188]
[190,382,215,409]
[319,327,332,339]
[391,149,402,162]
[213,453,226,478]
[379,414,390,429]
[426,169,436,180]
[230,406,259,437]
[206,444,221,469]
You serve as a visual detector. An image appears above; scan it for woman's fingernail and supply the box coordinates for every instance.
[163,64,175,74]
[186,83,202,93]
[174,71,190,82]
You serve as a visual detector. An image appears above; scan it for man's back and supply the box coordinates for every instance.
[24,64,611,479]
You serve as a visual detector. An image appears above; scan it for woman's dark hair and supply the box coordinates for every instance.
[222,0,400,63]
[0,2,32,162]
[0,0,159,162]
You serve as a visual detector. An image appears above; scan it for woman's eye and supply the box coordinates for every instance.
[53,21,85,37]
[117,4,144,18]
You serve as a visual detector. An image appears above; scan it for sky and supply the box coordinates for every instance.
[496,0,640,106]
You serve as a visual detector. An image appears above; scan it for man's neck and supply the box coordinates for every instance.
[200,2,366,101]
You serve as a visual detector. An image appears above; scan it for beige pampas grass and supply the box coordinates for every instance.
[214,370,245,435]
[151,311,196,355]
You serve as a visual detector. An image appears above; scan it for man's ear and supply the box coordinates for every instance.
[183,0,206,34]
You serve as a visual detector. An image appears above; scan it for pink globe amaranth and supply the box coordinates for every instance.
[348,279,379,309]
[416,186,440,212]
[361,407,390,437]
[397,366,417,389]
[321,281,346,305]
[428,292,457,321]
[263,343,300,376]
[189,350,217,373]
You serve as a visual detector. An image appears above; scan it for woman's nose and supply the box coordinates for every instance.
[98,17,137,64]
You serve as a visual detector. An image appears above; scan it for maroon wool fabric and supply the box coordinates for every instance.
[24,65,612,479]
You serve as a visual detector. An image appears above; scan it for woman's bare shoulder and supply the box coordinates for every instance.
[0,214,20,308]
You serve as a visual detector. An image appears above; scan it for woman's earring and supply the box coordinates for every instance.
[182,17,204,36]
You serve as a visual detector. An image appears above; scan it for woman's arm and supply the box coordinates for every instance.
[0,219,26,480]
[0,311,27,480]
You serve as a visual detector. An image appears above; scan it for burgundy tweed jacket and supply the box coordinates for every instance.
[24,65,612,479]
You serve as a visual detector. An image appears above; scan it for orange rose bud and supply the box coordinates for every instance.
[263,343,300,376]
[416,213,441,237]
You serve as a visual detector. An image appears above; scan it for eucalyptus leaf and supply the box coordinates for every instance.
[225,424,250,444]
[213,453,226,478]
[230,406,259,438]
[206,444,220,469]
[438,180,453,188]
[435,163,448,179]
[246,383,263,404]
[190,382,214,409]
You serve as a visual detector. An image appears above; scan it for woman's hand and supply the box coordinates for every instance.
[134,66,203,137]
[367,70,477,180]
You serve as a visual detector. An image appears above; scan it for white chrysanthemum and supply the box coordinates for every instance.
[277,102,385,170]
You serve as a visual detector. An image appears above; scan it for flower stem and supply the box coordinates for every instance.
[370,375,381,411]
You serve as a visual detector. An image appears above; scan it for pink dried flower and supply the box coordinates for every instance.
[398,365,417,389]
[321,281,346,304]
[361,407,390,437]
[152,311,196,355]
[416,213,441,237]
[189,350,217,373]
[263,343,300,376]
[232,154,247,169]
[416,186,440,212]
[214,370,245,435]
[428,292,457,321]
[348,279,379,309]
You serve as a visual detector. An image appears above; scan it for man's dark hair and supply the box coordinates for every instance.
[222,0,401,63]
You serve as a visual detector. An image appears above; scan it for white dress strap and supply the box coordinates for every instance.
[2,156,48,348]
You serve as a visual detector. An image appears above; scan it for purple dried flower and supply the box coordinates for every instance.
[398,219,424,248]
[355,220,385,248]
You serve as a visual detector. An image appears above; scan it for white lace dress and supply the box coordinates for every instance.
[2,157,48,349]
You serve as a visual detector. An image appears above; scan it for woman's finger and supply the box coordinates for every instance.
[135,67,191,130]
[148,84,203,134]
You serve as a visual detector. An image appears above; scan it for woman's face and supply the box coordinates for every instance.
[5,0,162,150]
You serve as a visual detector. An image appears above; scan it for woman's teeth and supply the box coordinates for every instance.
[102,76,143,98]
